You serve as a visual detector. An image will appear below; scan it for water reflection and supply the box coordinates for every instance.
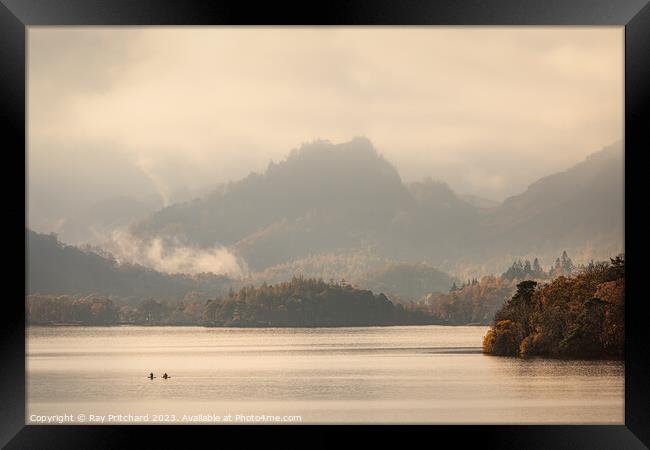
[27,325,624,424]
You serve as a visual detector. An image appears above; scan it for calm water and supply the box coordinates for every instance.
[27,325,624,424]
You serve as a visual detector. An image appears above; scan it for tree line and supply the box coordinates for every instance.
[27,277,439,327]
[27,251,621,335]
[501,251,574,281]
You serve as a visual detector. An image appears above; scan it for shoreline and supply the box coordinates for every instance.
[26,322,490,329]
[27,324,622,361]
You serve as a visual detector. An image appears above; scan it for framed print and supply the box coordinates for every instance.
[3,0,649,447]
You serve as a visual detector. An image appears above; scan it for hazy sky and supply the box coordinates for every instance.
[28,27,623,232]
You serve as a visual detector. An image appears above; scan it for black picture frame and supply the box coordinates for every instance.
[3,0,649,447]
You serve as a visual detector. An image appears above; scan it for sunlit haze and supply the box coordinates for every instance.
[28,27,623,234]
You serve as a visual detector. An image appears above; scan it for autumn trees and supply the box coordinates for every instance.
[202,276,433,327]
[418,251,581,325]
[27,294,119,325]
[26,295,206,326]
[483,255,624,359]
[27,277,435,327]
[418,275,516,325]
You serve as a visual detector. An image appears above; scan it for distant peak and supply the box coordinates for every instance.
[347,136,375,148]
[284,137,385,165]
[342,136,377,149]
[584,140,623,162]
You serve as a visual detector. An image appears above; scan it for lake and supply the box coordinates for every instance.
[26,325,624,424]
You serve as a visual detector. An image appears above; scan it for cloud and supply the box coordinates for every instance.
[105,229,249,277]
[28,26,623,230]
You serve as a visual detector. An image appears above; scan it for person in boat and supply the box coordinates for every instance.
[148,372,155,380]
[162,373,169,379]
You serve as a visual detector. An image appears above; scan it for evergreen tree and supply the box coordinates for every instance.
[561,251,574,274]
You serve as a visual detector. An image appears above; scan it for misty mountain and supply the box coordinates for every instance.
[129,138,623,275]
[251,250,456,304]
[250,247,392,285]
[131,138,476,270]
[131,138,415,268]
[356,262,457,303]
[476,141,624,263]
[26,229,236,301]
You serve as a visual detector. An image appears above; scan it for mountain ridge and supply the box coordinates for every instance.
[70,138,623,278]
